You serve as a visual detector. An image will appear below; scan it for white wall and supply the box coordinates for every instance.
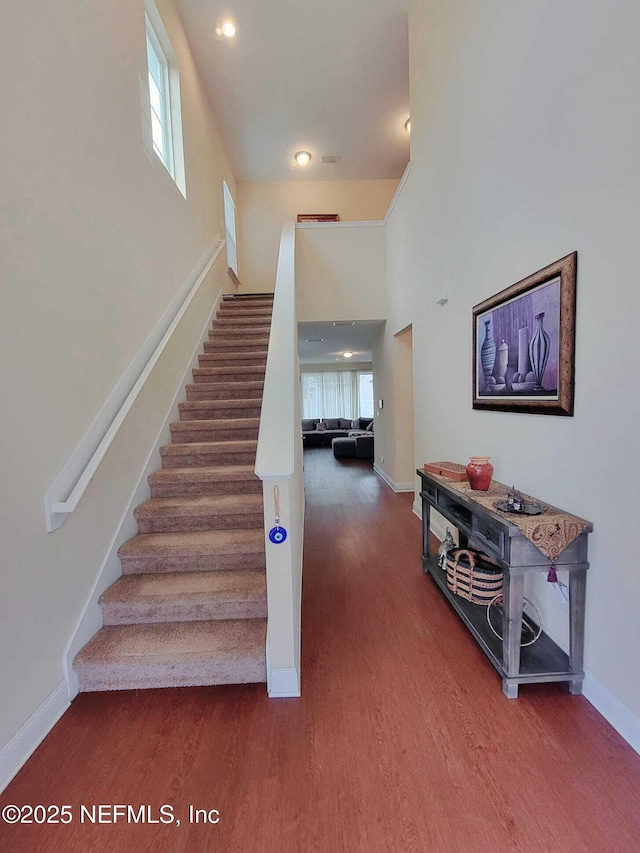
[0,0,236,756]
[372,325,415,489]
[385,0,640,718]
[296,225,387,323]
[237,179,398,292]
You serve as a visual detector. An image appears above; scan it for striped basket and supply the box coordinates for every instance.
[446,549,503,605]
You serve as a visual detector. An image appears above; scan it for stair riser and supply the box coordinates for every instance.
[186,385,263,401]
[161,450,256,467]
[76,659,267,692]
[216,310,272,319]
[204,332,269,348]
[209,328,270,338]
[170,427,259,442]
[220,294,274,308]
[192,371,265,384]
[212,315,271,322]
[199,353,267,365]
[102,598,267,626]
[150,479,262,498]
[136,514,264,534]
[179,405,262,420]
[120,552,266,574]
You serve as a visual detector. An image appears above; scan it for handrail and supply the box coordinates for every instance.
[44,239,225,532]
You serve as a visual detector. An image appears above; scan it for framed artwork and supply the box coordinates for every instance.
[472,252,577,416]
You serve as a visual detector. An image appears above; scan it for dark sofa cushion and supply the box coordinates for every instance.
[324,418,340,430]
[302,419,316,431]
[338,418,353,429]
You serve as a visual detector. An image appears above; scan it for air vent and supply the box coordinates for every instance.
[321,155,341,164]
[332,321,356,327]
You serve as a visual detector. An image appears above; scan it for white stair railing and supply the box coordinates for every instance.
[255,222,304,697]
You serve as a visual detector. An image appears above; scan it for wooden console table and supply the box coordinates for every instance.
[418,470,593,698]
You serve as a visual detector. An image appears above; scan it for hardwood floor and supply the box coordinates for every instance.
[2,447,640,852]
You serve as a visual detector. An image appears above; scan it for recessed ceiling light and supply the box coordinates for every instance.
[343,351,354,358]
[295,151,312,166]
[405,118,411,132]
[214,20,236,39]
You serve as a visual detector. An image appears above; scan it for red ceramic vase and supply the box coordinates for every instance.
[466,456,494,491]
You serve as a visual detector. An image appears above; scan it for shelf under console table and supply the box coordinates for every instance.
[417,469,593,699]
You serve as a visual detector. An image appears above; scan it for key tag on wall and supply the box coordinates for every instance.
[268,484,288,545]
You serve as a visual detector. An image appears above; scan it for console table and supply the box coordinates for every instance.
[418,469,593,698]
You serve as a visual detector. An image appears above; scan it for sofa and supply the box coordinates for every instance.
[302,417,373,448]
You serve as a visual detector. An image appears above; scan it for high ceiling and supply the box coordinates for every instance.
[176,0,410,181]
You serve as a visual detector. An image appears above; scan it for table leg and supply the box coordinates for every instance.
[502,572,524,699]
[569,567,587,694]
[422,495,431,569]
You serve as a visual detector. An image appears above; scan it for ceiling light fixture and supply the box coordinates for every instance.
[295,151,312,166]
[343,351,354,358]
[405,118,411,132]
[214,20,236,39]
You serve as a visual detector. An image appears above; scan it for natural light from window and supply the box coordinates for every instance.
[301,370,373,420]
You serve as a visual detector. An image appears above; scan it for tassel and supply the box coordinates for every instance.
[547,565,558,583]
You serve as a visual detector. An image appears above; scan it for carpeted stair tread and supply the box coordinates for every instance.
[160,440,257,467]
[134,495,263,533]
[205,334,270,344]
[169,418,259,442]
[100,570,267,625]
[186,382,264,401]
[208,327,271,337]
[178,399,262,420]
[192,366,266,382]
[199,351,267,363]
[149,465,261,496]
[74,619,267,690]
[118,529,266,573]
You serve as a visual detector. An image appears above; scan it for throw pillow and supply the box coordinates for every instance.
[324,418,340,430]
[366,421,374,432]
[301,419,315,431]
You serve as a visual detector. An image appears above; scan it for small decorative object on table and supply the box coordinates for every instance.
[423,461,468,482]
[495,488,546,515]
[466,456,494,491]
[437,527,456,570]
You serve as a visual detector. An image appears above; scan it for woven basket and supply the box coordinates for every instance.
[446,549,503,605]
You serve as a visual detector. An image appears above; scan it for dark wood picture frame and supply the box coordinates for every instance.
[472,252,577,416]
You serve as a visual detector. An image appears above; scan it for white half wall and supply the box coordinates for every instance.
[237,179,398,292]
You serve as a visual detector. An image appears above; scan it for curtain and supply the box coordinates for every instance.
[301,371,359,419]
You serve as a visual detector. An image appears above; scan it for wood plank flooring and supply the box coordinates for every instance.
[2,447,640,852]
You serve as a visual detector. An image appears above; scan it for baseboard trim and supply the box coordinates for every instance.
[268,668,301,698]
[412,499,422,520]
[373,464,414,493]
[0,682,69,794]
[583,671,640,755]
[63,286,225,700]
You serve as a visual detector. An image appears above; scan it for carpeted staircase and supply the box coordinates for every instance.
[74,294,274,691]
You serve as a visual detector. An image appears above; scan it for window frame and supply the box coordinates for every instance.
[223,180,238,275]
[145,17,174,176]
[142,1,186,197]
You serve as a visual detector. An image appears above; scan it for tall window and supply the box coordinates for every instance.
[301,370,373,420]
[146,17,173,173]
[223,181,238,275]
[358,372,374,419]
[142,2,186,196]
